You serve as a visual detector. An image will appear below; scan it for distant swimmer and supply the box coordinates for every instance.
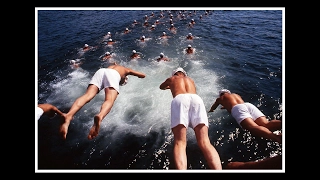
[160,31,170,39]
[190,18,196,25]
[150,25,156,31]
[102,52,112,61]
[107,38,115,46]
[59,62,146,140]
[70,59,82,69]
[186,33,194,40]
[157,52,169,62]
[81,44,97,53]
[82,44,90,51]
[124,28,131,34]
[169,24,177,34]
[140,35,146,42]
[103,32,112,39]
[130,50,141,59]
[132,20,139,25]
[154,19,160,25]
[185,44,194,54]
[143,20,149,27]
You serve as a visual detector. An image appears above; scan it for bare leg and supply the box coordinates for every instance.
[171,124,187,169]
[194,124,222,170]
[88,88,118,140]
[255,117,282,132]
[241,119,282,143]
[59,85,98,140]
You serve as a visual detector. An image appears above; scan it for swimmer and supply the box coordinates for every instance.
[159,67,222,170]
[70,59,82,69]
[59,62,146,140]
[190,19,196,25]
[186,33,194,40]
[208,89,282,143]
[107,38,115,46]
[185,44,194,54]
[103,32,112,39]
[143,20,149,27]
[169,24,177,34]
[102,52,112,61]
[150,25,156,31]
[154,19,160,25]
[160,31,170,39]
[157,53,169,62]
[140,35,146,42]
[130,50,141,59]
[82,44,90,51]
[124,28,130,34]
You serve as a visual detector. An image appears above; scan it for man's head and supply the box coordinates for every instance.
[219,89,231,96]
[172,67,187,76]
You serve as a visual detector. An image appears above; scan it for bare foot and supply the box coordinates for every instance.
[59,113,71,140]
[88,116,102,140]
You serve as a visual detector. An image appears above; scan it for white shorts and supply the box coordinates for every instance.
[89,68,121,93]
[231,102,265,128]
[170,94,209,129]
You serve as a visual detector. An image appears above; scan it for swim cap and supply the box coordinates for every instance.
[142,35,145,39]
[152,25,155,27]
[219,89,231,96]
[188,44,192,48]
[132,50,136,53]
[109,39,112,41]
[126,28,129,30]
[188,33,192,36]
[70,60,76,64]
[84,44,89,47]
[106,52,110,55]
[108,32,111,34]
[172,67,187,76]
[160,53,164,57]
[163,32,166,35]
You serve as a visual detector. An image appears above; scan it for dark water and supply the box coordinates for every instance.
[36,8,284,172]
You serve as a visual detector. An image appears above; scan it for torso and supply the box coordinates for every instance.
[167,75,196,97]
[219,93,244,113]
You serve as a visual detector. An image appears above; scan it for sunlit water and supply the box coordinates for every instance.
[36,8,284,172]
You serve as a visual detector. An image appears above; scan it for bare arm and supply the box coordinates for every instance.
[38,103,64,118]
[159,78,171,90]
[208,99,220,112]
[128,69,146,78]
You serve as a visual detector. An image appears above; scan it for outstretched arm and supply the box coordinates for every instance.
[128,69,146,78]
[38,103,64,118]
[208,99,220,112]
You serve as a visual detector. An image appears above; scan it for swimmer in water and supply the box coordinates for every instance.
[186,33,194,40]
[70,59,82,69]
[185,44,194,54]
[102,52,112,61]
[157,53,170,62]
[130,50,141,59]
